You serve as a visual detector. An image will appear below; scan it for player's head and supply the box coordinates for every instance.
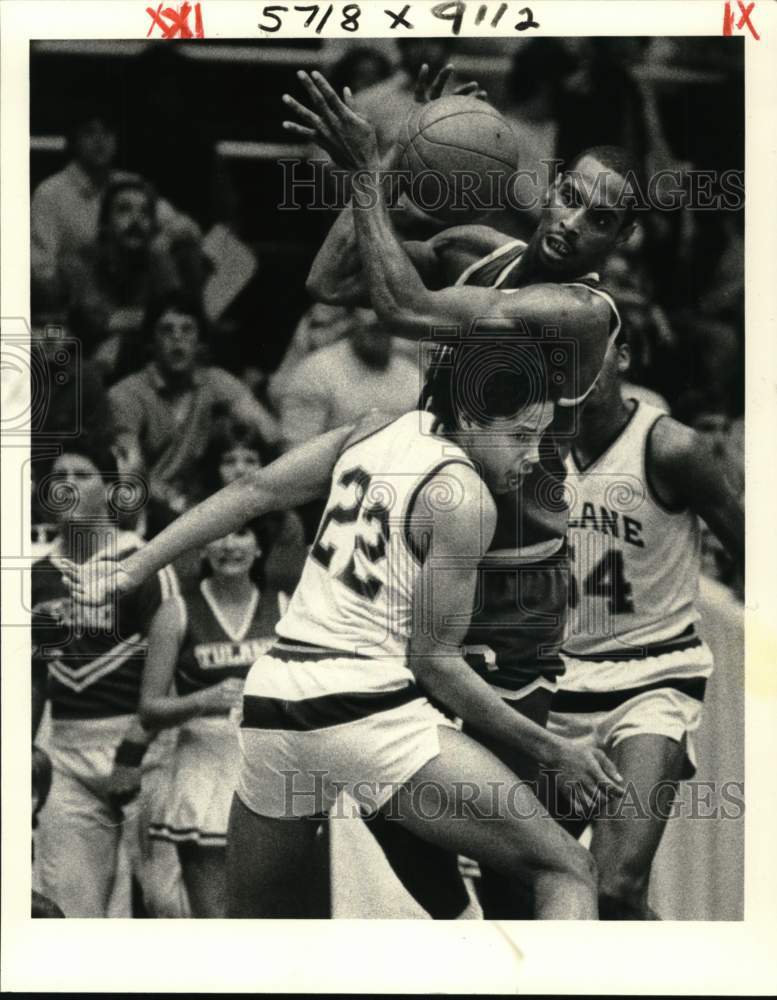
[201,519,267,586]
[45,436,118,525]
[67,104,117,174]
[147,291,206,379]
[429,336,554,493]
[98,173,157,253]
[535,145,642,276]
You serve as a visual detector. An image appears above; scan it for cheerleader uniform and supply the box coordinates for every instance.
[149,579,287,847]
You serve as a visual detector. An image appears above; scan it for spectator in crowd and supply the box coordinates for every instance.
[139,519,287,917]
[31,105,202,310]
[31,434,181,918]
[199,419,307,592]
[354,39,453,151]
[31,106,118,293]
[60,174,185,372]
[267,301,362,408]
[28,294,115,554]
[278,309,422,451]
[329,45,392,98]
[109,292,280,513]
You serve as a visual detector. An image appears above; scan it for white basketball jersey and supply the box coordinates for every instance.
[563,401,703,657]
[277,411,477,667]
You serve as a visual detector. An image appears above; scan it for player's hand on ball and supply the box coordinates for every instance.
[548,737,625,813]
[283,70,379,170]
[413,62,488,104]
[55,556,136,607]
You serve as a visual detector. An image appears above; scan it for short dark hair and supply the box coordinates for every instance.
[425,331,538,430]
[200,418,274,496]
[143,289,207,344]
[199,517,272,588]
[65,100,117,156]
[60,434,120,487]
[565,144,647,221]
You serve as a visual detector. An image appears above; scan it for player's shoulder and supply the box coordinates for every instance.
[647,413,699,467]
[430,224,512,257]
[336,409,405,458]
[415,460,496,550]
[500,281,612,335]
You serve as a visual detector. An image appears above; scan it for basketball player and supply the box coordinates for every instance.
[63,345,624,919]
[547,330,744,919]
[139,521,287,916]
[31,437,180,917]
[282,70,634,916]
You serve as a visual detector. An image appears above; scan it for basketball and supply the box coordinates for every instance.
[396,96,520,224]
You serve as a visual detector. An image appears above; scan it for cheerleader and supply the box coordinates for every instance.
[139,520,285,917]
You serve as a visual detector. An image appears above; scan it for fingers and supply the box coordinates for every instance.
[310,70,349,116]
[428,64,454,100]
[282,121,317,140]
[281,92,323,131]
[594,748,625,793]
[413,63,430,102]
[454,81,488,101]
[52,556,78,582]
[297,70,349,125]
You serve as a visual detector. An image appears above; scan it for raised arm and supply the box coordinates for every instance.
[284,71,613,383]
[60,421,357,604]
[408,465,624,804]
[303,63,490,306]
[305,198,448,307]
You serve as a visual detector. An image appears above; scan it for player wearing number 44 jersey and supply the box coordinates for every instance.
[548,332,744,920]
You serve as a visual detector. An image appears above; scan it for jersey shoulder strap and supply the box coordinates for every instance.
[455,239,526,288]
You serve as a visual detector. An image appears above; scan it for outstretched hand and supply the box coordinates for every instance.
[413,62,488,104]
[54,555,136,607]
[282,70,379,171]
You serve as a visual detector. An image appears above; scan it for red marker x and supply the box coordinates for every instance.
[146,1,205,39]
[723,1,759,40]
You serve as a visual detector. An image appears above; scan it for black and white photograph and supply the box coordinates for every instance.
[2,0,775,994]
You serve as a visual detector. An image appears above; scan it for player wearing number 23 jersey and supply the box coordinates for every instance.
[238,410,477,818]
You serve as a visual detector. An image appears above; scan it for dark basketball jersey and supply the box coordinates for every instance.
[425,238,621,690]
[31,532,179,719]
[173,580,287,695]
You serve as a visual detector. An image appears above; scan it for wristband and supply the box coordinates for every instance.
[114,739,148,768]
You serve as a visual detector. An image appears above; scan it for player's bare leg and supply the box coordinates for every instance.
[225,793,326,918]
[177,845,227,918]
[589,734,686,919]
[380,726,598,920]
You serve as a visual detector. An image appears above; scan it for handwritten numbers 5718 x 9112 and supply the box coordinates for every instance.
[257,2,540,35]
